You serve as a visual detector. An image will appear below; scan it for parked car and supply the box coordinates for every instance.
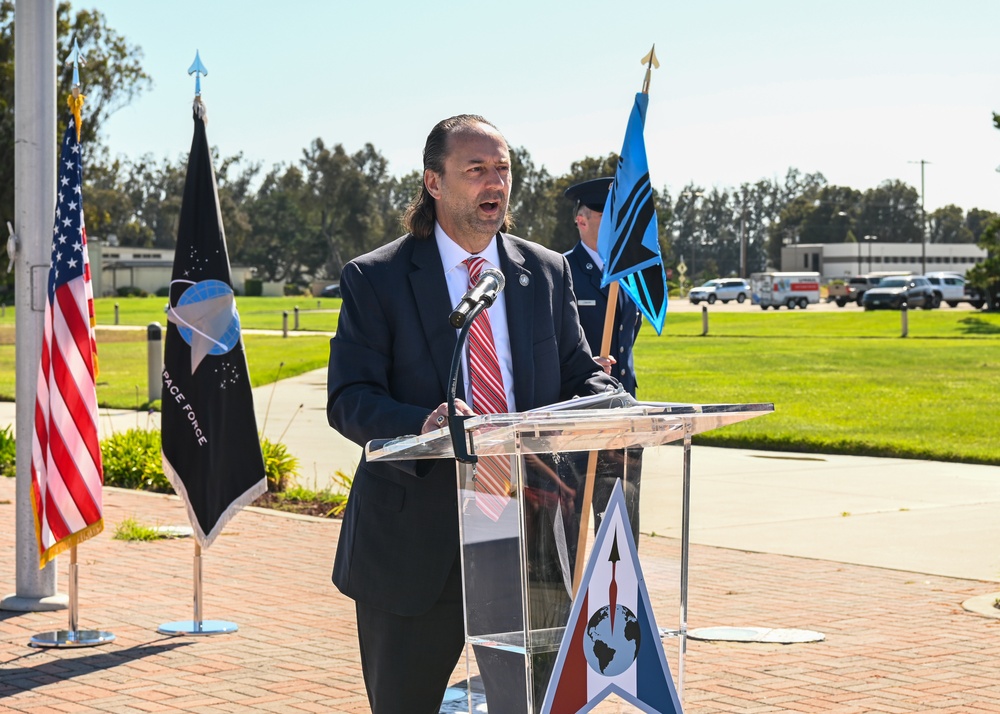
[688,278,752,305]
[319,283,341,298]
[924,272,984,308]
[827,275,883,306]
[862,276,935,310]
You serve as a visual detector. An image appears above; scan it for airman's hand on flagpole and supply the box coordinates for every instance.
[593,355,617,375]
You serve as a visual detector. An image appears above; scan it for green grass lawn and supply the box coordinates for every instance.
[1,299,998,464]
[0,295,343,332]
[0,327,331,410]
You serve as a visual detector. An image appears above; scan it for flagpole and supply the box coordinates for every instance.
[1,0,65,617]
[158,542,238,636]
[29,544,115,647]
[572,46,659,596]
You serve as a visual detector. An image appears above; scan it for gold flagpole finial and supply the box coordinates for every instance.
[640,44,660,94]
[64,38,86,141]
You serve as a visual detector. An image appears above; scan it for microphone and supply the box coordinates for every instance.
[449,268,505,328]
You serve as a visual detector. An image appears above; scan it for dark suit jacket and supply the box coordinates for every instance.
[564,242,642,396]
[328,232,616,617]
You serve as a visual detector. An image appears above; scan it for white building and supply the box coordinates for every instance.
[89,240,257,297]
[781,242,986,282]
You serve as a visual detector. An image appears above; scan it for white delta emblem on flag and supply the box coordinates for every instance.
[542,479,683,713]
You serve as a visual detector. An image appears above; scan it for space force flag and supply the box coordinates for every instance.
[30,101,104,567]
[541,479,682,714]
[597,92,669,335]
[161,100,266,548]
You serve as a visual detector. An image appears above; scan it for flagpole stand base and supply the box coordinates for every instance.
[157,619,238,636]
[28,629,115,648]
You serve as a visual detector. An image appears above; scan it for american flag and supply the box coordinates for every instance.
[30,114,104,568]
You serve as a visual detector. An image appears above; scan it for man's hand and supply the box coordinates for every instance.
[593,355,617,375]
[421,398,476,434]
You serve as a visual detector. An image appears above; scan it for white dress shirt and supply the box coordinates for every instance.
[434,223,516,412]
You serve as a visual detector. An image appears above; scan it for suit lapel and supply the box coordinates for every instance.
[409,237,460,400]
[498,234,533,411]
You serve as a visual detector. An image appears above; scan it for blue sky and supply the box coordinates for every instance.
[92,0,1000,213]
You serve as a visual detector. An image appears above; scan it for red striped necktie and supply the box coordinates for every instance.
[465,257,511,520]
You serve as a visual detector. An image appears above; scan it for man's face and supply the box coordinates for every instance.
[425,124,512,253]
[576,206,603,251]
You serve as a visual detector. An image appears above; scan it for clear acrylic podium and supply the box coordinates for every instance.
[366,397,773,713]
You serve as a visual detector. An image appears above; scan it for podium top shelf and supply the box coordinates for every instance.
[365,401,774,462]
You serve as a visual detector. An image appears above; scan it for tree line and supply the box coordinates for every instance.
[1,3,997,301]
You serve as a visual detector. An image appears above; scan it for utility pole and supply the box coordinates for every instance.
[681,190,704,281]
[739,190,747,279]
[909,159,930,275]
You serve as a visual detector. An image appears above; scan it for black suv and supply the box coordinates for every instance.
[862,276,935,310]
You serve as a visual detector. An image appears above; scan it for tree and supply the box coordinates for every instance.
[796,185,862,244]
[965,208,999,242]
[243,166,312,283]
[967,112,1000,309]
[927,204,974,244]
[767,169,828,267]
[300,139,391,281]
[966,217,1000,310]
[0,1,151,286]
[856,180,923,244]
[508,146,555,246]
[546,154,619,253]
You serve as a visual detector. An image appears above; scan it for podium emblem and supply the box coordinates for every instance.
[541,479,682,713]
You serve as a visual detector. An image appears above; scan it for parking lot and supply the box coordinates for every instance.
[668,295,981,314]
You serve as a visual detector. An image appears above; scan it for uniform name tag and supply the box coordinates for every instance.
[578,300,597,306]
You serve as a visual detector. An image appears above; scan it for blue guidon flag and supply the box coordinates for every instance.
[161,100,266,548]
[597,92,668,335]
[541,479,682,713]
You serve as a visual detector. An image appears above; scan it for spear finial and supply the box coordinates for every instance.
[188,50,208,97]
[64,38,86,141]
[640,44,660,94]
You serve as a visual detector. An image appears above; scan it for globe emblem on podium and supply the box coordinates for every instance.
[583,604,641,677]
[175,279,241,356]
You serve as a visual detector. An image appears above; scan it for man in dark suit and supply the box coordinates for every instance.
[563,178,643,540]
[327,115,616,714]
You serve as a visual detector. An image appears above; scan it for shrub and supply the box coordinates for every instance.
[154,286,170,297]
[261,436,300,492]
[116,286,149,298]
[244,278,262,296]
[0,425,14,478]
[100,428,171,492]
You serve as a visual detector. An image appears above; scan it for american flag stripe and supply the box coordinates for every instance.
[31,112,103,567]
[50,306,101,466]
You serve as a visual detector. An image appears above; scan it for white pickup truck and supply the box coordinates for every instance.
[924,272,985,309]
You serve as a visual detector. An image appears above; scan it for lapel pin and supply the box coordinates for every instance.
[519,274,529,287]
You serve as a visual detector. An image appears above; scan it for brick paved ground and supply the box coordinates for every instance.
[3,476,1000,713]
